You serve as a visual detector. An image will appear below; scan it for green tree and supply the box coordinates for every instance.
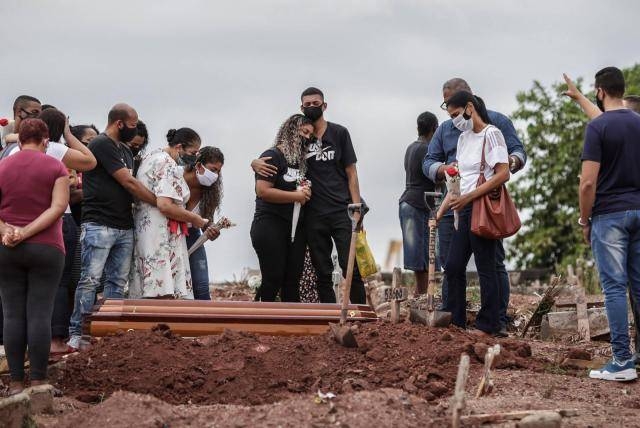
[509,64,640,271]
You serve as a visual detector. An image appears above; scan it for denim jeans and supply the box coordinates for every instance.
[591,210,640,361]
[438,215,455,310]
[399,202,430,272]
[439,215,510,328]
[186,227,211,300]
[68,222,134,338]
[445,207,500,334]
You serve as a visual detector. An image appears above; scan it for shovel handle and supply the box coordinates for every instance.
[424,192,443,216]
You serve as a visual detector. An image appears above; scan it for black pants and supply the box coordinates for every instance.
[445,207,500,334]
[0,243,64,381]
[250,213,306,302]
[305,209,366,304]
[51,214,78,339]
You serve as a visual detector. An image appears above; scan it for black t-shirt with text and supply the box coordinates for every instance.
[399,139,435,210]
[254,148,302,222]
[82,134,134,229]
[305,122,357,215]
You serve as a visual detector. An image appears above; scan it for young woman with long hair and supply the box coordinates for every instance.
[251,114,313,302]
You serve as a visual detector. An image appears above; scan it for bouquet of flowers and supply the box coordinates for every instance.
[445,165,461,230]
[292,177,311,242]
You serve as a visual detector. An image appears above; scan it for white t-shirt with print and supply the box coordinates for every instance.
[457,125,509,195]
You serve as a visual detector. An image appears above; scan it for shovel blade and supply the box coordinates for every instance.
[329,322,358,348]
[409,307,451,328]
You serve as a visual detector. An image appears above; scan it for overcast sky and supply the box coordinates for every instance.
[1,0,638,281]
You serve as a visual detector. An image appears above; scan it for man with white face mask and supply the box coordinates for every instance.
[423,78,527,336]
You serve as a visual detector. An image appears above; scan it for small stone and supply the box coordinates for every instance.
[516,411,562,428]
[0,392,30,428]
[403,381,418,393]
[24,384,54,414]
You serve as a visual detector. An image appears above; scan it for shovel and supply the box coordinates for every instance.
[329,203,365,348]
[410,191,452,327]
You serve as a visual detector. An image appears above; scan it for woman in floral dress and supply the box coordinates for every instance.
[129,128,208,299]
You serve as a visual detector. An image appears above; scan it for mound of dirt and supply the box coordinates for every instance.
[41,389,448,428]
[57,322,536,406]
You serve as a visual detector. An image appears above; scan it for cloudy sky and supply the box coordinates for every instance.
[1,0,638,281]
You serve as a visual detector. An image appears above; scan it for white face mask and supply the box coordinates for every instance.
[196,165,218,187]
[452,108,473,132]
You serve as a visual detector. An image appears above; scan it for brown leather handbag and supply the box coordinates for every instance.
[471,129,521,239]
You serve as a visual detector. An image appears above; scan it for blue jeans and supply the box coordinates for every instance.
[445,207,500,334]
[399,202,430,272]
[440,215,510,328]
[68,222,134,337]
[186,227,211,300]
[591,210,640,361]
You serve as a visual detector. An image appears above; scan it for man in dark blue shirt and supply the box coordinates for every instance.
[423,78,527,335]
[579,67,640,382]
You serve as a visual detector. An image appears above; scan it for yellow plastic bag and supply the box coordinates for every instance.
[355,229,378,278]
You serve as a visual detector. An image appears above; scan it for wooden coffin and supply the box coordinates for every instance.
[86,299,378,337]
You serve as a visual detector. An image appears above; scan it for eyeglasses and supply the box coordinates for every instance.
[20,108,40,118]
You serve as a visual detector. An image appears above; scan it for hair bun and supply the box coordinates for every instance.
[166,129,177,142]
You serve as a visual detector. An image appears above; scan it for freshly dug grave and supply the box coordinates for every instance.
[56,321,535,406]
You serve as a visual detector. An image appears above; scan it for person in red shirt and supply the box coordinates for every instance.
[0,118,69,395]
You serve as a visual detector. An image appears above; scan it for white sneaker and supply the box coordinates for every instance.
[67,335,82,350]
[589,358,637,381]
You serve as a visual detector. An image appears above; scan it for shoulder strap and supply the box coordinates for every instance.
[479,125,496,173]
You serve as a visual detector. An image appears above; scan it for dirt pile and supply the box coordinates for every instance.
[41,389,448,428]
[57,322,535,406]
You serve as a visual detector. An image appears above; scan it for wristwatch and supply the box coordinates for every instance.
[578,217,590,227]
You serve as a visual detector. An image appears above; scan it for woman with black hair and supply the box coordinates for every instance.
[128,120,149,176]
[129,128,208,299]
[251,114,314,302]
[181,146,225,300]
[436,91,510,336]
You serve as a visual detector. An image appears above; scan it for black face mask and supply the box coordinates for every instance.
[119,124,137,143]
[596,91,605,112]
[300,136,313,146]
[180,153,197,166]
[462,107,471,120]
[302,105,323,121]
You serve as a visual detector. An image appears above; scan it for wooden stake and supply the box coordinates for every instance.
[476,344,500,398]
[451,353,470,428]
[575,266,591,342]
[390,267,402,323]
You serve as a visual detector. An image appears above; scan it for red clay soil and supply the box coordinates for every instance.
[56,321,535,406]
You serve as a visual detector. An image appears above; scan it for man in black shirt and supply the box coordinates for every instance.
[67,103,156,349]
[399,112,438,296]
[251,88,365,303]
[300,87,364,304]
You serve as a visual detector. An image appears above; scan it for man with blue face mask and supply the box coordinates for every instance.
[423,78,527,336]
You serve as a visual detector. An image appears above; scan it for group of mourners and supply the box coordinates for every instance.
[1,66,640,396]
[0,100,224,395]
[399,68,640,382]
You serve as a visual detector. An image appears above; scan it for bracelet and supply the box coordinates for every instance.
[578,217,590,227]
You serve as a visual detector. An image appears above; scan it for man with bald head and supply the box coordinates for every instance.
[67,103,156,349]
[423,78,527,336]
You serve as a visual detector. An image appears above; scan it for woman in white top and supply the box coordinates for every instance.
[437,91,510,336]
[129,128,209,299]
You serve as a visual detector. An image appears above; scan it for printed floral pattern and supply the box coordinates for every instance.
[129,149,193,299]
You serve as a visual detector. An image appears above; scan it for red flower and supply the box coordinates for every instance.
[0,118,9,127]
[446,166,459,177]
